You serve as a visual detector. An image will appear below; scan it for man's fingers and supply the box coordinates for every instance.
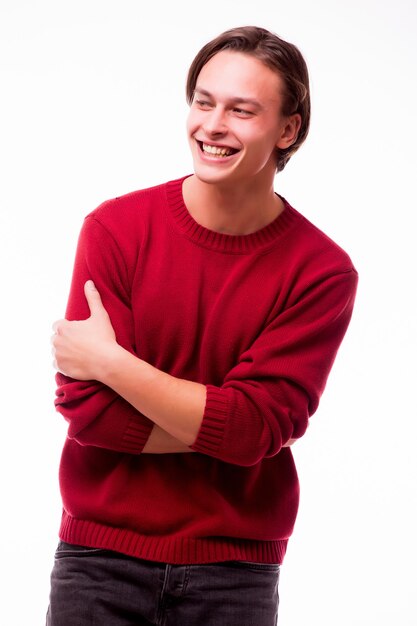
[282,438,297,447]
[52,319,65,335]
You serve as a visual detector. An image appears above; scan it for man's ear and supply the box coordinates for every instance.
[276,113,302,150]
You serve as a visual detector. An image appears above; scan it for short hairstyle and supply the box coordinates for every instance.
[186,26,311,173]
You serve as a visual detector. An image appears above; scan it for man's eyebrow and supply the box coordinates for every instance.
[194,86,263,109]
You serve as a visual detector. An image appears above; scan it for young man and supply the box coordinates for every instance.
[47,26,358,625]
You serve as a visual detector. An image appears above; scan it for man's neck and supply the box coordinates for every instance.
[182,175,284,236]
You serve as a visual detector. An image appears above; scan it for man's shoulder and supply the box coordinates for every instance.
[283,200,357,275]
[87,178,177,225]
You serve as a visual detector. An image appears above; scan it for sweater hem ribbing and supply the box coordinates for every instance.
[59,512,288,565]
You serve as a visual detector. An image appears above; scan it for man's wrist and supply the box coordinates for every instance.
[97,342,131,385]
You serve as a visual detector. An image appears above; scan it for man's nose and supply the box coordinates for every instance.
[202,107,227,135]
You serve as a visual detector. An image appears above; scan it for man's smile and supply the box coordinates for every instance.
[196,140,241,159]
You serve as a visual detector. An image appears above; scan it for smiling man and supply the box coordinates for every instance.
[47,26,358,626]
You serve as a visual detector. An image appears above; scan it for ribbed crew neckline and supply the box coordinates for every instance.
[165,175,299,254]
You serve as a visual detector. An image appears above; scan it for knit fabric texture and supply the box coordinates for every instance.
[55,175,358,564]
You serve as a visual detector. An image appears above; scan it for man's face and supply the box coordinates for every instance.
[186,50,292,187]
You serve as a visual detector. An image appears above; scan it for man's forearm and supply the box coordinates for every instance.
[143,425,195,454]
[98,346,297,452]
[99,345,206,446]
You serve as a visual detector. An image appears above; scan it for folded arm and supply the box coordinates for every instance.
[54,265,358,464]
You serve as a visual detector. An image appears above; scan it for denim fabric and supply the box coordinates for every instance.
[46,541,280,625]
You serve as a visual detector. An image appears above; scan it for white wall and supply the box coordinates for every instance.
[1,1,416,624]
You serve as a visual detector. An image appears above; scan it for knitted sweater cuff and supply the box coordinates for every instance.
[190,384,228,455]
[120,408,155,454]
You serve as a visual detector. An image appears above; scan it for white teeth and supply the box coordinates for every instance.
[202,143,234,157]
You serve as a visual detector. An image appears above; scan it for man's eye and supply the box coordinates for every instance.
[233,108,252,116]
[195,99,211,109]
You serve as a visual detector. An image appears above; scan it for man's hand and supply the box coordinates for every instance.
[52,280,119,380]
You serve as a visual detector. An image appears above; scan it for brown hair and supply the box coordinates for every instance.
[186,26,310,173]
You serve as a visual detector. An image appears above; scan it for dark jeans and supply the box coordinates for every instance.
[46,541,280,625]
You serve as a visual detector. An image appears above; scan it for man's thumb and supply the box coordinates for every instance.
[84,280,104,315]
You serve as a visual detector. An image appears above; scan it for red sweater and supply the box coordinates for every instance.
[55,175,358,564]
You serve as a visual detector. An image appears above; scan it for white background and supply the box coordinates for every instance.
[1,1,416,624]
